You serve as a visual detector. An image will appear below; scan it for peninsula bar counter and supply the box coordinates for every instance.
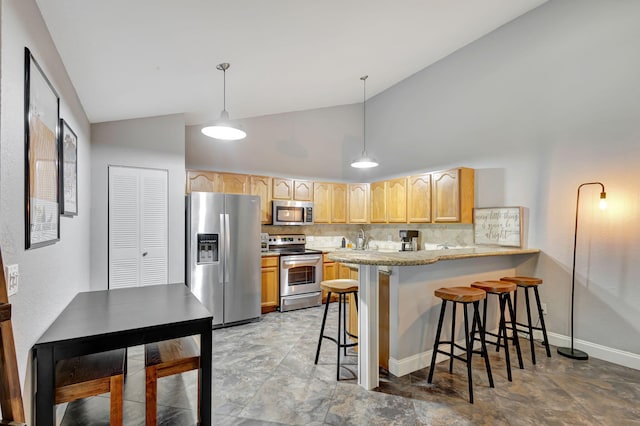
[327,247,540,390]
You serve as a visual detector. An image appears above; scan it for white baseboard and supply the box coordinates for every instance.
[388,329,640,377]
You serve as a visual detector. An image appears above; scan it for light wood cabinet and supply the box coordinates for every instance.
[432,167,474,223]
[348,183,369,224]
[407,173,432,223]
[272,178,294,200]
[261,256,279,314]
[250,175,272,224]
[186,170,219,193]
[386,178,407,223]
[313,182,332,224]
[294,180,314,201]
[370,181,387,223]
[331,183,347,223]
[218,172,250,194]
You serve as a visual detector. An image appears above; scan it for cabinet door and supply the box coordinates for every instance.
[348,183,369,223]
[407,174,431,223]
[219,173,249,194]
[313,182,331,224]
[386,178,407,223]
[272,178,293,200]
[432,169,460,222]
[261,257,279,313]
[294,180,313,201]
[331,183,347,224]
[186,170,219,193]
[250,175,272,224]
[370,181,387,223]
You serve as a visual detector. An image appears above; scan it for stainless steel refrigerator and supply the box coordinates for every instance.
[186,192,261,327]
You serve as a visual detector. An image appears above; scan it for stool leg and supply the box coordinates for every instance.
[524,287,536,365]
[498,295,512,381]
[506,294,524,369]
[315,292,332,365]
[428,300,447,384]
[343,294,348,356]
[464,303,474,403]
[450,302,457,374]
[533,286,552,358]
[474,301,494,388]
[337,293,343,381]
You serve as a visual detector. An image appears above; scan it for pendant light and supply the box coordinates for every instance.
[201,63,247,140]
[351,75,378,168]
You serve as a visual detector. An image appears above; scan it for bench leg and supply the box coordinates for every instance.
[110,374,124,426]
[146,366,158,426]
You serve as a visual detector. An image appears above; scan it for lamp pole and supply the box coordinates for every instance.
[557,182,606,360]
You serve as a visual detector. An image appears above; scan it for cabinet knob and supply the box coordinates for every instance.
[142,252,148,257]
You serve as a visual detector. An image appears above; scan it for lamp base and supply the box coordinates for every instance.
[557,347,588,360]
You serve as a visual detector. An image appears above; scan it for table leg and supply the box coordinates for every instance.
[357,265,379,390]
[34,345,55,425]
[199,325,212,425]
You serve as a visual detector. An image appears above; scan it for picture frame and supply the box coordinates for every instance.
[59,119,78,216]
[473,206,525,248]
[24,47,60,249]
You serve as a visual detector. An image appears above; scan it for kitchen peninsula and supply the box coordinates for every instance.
[328,246,540,390]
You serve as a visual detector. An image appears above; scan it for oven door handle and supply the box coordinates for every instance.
[281,257,322,268]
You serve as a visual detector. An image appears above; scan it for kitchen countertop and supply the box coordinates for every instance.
[261,251,280,257]
[326,246,540,266]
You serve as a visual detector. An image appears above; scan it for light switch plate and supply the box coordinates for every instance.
[5,264,19,296]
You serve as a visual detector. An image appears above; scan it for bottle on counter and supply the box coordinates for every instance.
[341,237,346,248]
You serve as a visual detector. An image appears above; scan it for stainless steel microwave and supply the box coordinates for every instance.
[272,200,314,225]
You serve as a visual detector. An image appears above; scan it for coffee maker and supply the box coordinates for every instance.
[399,230,419,251]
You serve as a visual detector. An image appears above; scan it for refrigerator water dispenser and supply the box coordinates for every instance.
[197,233,218,263]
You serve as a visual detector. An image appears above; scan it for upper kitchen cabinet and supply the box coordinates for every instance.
[313,182,331,223]
[272,178,314,201]
[386,178,407,223]
[331,183,347,223]
[431,167,474,223]
[370,178,407,223]
[348,183,369,224]
[407,173,431,223]
[370,181,387,223]
[186,170,218,193]
[218,172,250,194]
[314,182,348,224]
[250,175,272,224]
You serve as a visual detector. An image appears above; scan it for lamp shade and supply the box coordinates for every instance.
[351,155,379,168]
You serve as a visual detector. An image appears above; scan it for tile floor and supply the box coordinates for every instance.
[61,303,640,425]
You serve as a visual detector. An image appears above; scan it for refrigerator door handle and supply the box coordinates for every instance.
[224,213,231,284]
[219,213,225,285]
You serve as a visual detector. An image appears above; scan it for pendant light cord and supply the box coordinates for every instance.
[361,75,368,155]
[222,67,227,112]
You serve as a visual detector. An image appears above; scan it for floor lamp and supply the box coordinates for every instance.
[557,182,606,360]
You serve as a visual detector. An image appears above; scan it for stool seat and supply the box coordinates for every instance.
[434,286,486,303]
[471,280,516,293]
[500,276,542,286]
[321,279,358,293]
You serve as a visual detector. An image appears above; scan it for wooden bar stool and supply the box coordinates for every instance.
[500,276,551,364]
[145,336,201,426]
[55,349,126,425]
[427,287,494,403]
[314,279,359,380]
[470,280,523,381]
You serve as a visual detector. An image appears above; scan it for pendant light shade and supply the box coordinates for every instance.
[351,75,378,169]
[201,63,246,141]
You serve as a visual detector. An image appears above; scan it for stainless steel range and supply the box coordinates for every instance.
[268,234,323,312]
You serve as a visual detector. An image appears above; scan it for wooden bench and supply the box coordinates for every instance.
[54,349,126,425]
[145,336,201,425]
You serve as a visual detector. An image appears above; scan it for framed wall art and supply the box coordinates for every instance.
[59,119,78,216]
[473,206,525,248]
[24,47,60,249]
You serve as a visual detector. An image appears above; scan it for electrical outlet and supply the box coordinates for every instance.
[541,302,548,315]
[6,264,19,296]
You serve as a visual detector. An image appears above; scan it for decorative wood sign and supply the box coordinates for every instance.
[473,207,523,248]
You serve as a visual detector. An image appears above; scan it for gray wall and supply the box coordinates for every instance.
[365,0,640,356]
[91,114,186,291]
[0,0,92,416]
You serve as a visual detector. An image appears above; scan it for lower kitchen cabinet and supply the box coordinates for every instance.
[261,255,279,314]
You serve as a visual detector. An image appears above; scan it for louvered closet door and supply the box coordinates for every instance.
[109,166,168,288]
